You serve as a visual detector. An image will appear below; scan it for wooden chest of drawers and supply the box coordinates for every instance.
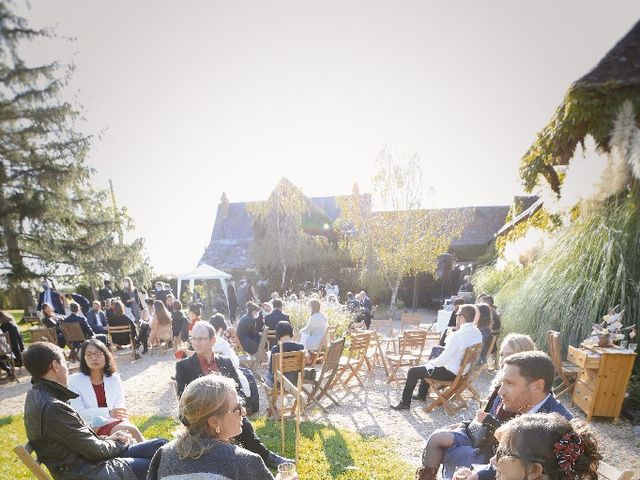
[567,345,636,421]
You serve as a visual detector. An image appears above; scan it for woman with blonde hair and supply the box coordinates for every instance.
[416,333,538,480]
[147,375,279,480]
[149,300,173,348]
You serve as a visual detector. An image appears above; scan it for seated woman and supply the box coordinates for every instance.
[264,321,305,388]
[417,334,537,480]
[147,375,280,480]
[170,300,188,347]
[300,299,328,351]
[108,300,139,349]
[0,310,25,369]
[68,339,145,442]
[149,300,173,348]
[41,302,66,347]
[458,413,600,480]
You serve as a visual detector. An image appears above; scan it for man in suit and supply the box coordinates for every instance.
[417,351,573,480]
[37,278,66,315]
[65,292,91,317]
[86,300,109,335]
[264,299,290,348]
[175,321,291,469]
[63,303,108,348]
[98,279,114,303]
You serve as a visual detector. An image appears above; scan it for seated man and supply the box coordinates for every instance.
[391,304,482,410]
[22,342,166,480]
[264,299,290,348]
[64,302,108,347]
[175,321,292,469]
[86,300,109,335]
[236,302,262,354]
[415,350,573,480]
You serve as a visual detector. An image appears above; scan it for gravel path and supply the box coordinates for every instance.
[2,348,638,477]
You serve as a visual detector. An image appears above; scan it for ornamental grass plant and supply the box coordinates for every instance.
[282,297,356,338]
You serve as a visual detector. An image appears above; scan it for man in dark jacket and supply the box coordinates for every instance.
[22,342,166,480]
[175,321,291,469]
[36,278,66,315]
[86,300,109,335]
[63,302,108,347]
[236,302,262,354]
[227,280,238,322]
[98,279,115,303]
[264,299,290,330]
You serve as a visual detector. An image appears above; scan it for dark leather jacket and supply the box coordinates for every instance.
[24,379,135,480]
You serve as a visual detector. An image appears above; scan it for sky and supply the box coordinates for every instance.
[16,0,640,274]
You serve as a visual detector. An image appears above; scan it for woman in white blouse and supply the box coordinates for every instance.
[300,299,328,351]
[67,339,145,442]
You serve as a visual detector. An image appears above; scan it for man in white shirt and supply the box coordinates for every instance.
[391,304,482,410]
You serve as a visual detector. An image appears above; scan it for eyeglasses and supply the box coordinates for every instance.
[84,352,104,359]
[227,400,247,416]
[494,448,546,470]
[189,336,210,343]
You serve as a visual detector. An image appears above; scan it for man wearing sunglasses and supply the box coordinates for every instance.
[175,321,292,469]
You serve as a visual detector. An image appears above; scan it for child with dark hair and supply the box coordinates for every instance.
[264,321,304,388]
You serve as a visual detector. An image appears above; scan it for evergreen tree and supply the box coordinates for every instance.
[0,3,150,304]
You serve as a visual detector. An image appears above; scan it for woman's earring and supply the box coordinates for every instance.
[215,426,221,434]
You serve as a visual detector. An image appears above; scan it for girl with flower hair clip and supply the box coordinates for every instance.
[455,413,601,480]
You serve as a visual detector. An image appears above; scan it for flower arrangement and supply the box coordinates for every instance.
[591,306,636,347]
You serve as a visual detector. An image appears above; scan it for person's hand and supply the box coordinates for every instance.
[107,430,133,445]
[473,410,487,423]
[109,407,128,419]
[275,473,298,480]
[453,468,477,480]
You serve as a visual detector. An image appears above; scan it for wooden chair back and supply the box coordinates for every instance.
[266,329,277,349]
[255,326,270,366]
[547,330,565,375]
[13,442,52,480]
[597,461,634,480]
[60,322,86,344]
[397,330,429,362]
[303,337,346,412]
[107,325,137,359]
[29,328,58,344]
[400,312,421,331]
[347,331,371,360]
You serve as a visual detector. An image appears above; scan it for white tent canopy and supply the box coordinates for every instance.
[176,264,232,311]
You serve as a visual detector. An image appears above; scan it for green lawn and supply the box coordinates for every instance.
[0,414,414,479]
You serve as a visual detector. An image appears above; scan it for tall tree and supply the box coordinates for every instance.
[0,3,150,303]
[247,178,308,289]
[338,148,469,309]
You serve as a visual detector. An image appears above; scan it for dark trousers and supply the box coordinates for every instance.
[118,438,167,480]
[235,417,270,461]
[402,365,456,405]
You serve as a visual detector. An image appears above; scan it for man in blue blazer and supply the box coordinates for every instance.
[86,300,109,335]
[264,299,291,347]
[36,279,66,315]
[63,303,107,348]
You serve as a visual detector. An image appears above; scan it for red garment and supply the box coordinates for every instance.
[92,382,107,408]
[96,419,123,436]
[198,354,220,375]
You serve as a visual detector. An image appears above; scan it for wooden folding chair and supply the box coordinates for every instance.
[372,319,397,353]
[597,460,634,480]
[60,322,87,360]
[271,346,305,464]
[487,333,500,370]
[364,330,390,376]
[303,338,345,413]
[266,329,277,349]
[29,327,58,344]
[400,312,422,331]
[0,333,19,382]
[13,442,53,480]
[331,332,371,389]
[385,330,430,382]
[307,325,337,366]
[238,326,269,374]
[107,325,139,359]
[547,330,579,398]
[425,343,483,415]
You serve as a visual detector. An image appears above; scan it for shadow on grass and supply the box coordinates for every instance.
[0,415,16,427]
[255,419,355,477]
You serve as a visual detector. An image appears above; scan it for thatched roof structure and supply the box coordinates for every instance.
[520,19,640,193]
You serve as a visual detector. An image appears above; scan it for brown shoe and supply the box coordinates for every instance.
[415,466,438,480]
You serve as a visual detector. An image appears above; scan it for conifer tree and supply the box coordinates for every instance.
[0,2,150,304]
